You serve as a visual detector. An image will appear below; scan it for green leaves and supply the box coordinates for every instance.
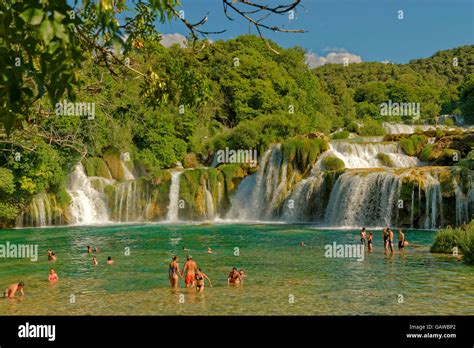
[39,19,54,44]
[20,8,44,25]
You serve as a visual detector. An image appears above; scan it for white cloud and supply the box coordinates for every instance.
[305,50,363,69]
[160,33,187,48]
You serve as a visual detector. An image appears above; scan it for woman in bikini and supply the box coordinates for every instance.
[169,256,182,288]
[227,267,242,286]
[195,268,212,293]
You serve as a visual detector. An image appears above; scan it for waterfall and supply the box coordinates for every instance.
[67,164,110,225]
[17,193,56,227]
[382,123,435,134]
[121,161,135,181]
[204,186,215,220]
[167,171,182,221]
[324,170,402,227]
[317,141,420,169]
[227,145,289,220]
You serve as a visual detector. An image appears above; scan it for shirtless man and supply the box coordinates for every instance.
[195,268,212,293]
[182,255,198,288]
[4,281,25,299]
[92,256,98,266]
[227,267,242,286]
[367,232,373,252]
[360,228,367,245]
[388,229,395,254]
[398,229,405,251]
[382,228,389,252]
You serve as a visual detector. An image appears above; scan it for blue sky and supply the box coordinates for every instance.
[153,0,473,63]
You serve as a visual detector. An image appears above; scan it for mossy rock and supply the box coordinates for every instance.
[321,156,345,171]
[82,157,112,179]
[420,145,436,162]
[400,135,427,156]
[376,153,394,167]
[103,150,125,180]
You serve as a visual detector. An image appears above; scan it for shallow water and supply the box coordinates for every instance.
[0,223,473,315]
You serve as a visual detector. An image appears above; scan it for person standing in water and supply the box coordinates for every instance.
[169,256,182,288]
[92,256,98,266]
[195,268,212,293]
[360,228,367,245]
[87,246,92,254]
[382,228,389,252]
[367,232,373,252]
[182,255,198,288]
[388,229,395,254]
[398,229,406,251]
[107,256,114,265]
[227,267,242,286]
[4,281,25,299]
[48,269,58,283]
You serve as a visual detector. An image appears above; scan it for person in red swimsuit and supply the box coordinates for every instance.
[182,255,198,288]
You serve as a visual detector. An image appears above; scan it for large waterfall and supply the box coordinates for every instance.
[67,164,110,224]
[167,171,182,221]
[14,133,474,229]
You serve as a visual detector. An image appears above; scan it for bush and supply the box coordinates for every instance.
[430,221,474,264]
[321,156,345,171]
[357,118,385,136]
[346,121,360,133]
[331,130,350,140]
[420,144,435,162]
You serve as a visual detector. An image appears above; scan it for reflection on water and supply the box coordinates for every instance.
[0,224,473,315]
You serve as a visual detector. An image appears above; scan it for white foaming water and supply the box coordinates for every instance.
[227,145,290,220]
[314,141,420,169]
[324,170,401,227]
[167,171,182,221]
[382,123,435,134]
[121,161,135,181]
[67,164,110,224]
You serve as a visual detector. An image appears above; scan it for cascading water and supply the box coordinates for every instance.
[324,170,402,227]
[316,141,421,169]
[167,171,182,221]
[227,145,290,221]
[67,164,110,225]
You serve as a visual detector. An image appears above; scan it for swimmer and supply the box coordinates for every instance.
[382,228,389,252]
[227,267,242,286]
[195,268,212,293]
[87,246,92,254]
[398,229,406,251]
[107,256,114,265]
[300,241,305,247]
[95,246,100,253]
[367,232,373,252]
[239,269,246,283]
[388,229,394,254]
[360,227,366,245]
[48,269,58,283]
[169,256,182,288]
[182,255,198,288]
[47,249,53,261]
[207,247,213,254]
[92,256,98,266]
[4,281,25,299]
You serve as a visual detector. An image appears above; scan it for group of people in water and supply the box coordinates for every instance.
[359,227,408,254]
[4,244,245,298]
[168,255,245,292]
